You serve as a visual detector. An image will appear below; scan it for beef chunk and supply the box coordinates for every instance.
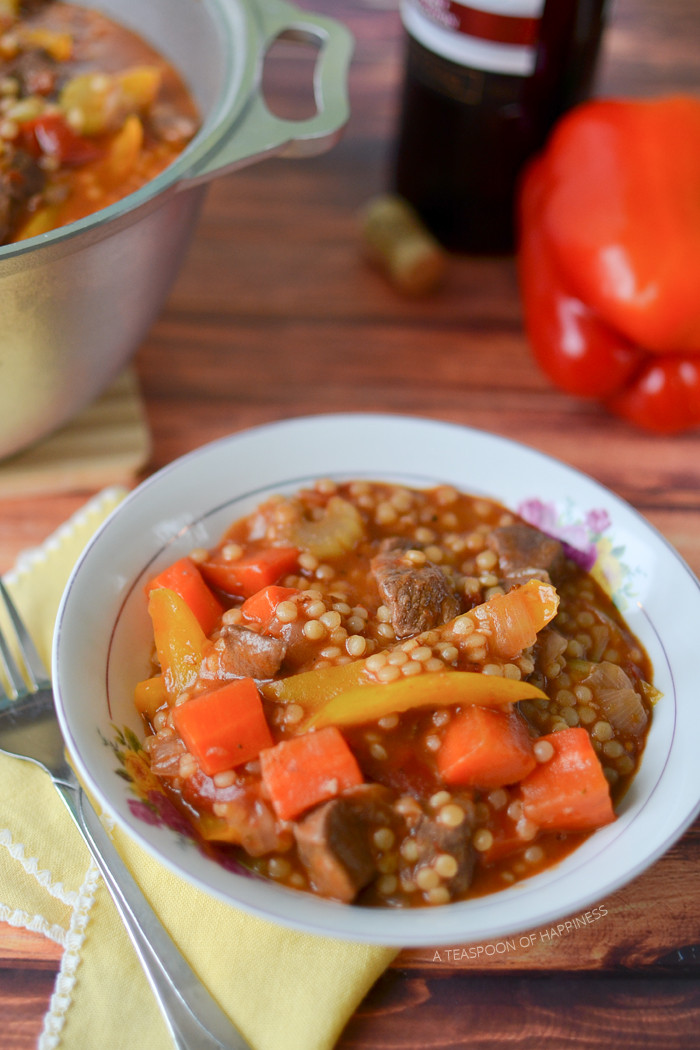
[6,48,59,95]
[487,524,564,587]
[293,785,393,903]
[412,808,475,895]
[209,625,286,680]
[371,538,460,638]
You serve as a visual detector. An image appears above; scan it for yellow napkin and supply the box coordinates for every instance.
[0,490,397,1050]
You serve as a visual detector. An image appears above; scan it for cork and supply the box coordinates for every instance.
[359,194,448,296]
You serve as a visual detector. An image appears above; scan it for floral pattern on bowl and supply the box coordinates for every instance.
[517,498,643,609]
[101,725,258,878]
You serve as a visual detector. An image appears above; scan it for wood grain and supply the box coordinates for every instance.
[2,0,700,1045]
[341,972,700,1049]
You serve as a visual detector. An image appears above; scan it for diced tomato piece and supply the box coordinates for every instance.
[200,547,300,598]
[172,678,274,777]
[19,113,102,165]
[259,727,364,821]
[518,728,616,831]
[146,557,224,635]
[437,706,537,789]
[350,733,440,798]
[479,806,527,864]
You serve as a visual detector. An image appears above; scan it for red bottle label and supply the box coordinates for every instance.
[402,0,545,75]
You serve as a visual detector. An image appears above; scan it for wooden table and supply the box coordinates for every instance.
[2,0,700,1045]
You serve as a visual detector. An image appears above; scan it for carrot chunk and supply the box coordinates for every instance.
[259,726,364,821]
[518,727,616,831]
[146,556,224,635]
[200,547,300,598]
[437,706,537,789]
[172,678,274,777]
[241,585,301,626]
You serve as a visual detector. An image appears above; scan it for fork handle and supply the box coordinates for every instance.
[55,782,252,1050]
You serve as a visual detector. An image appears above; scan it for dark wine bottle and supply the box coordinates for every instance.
[391,0,607,254]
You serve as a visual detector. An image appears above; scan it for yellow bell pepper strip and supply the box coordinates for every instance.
[261,659,375,711]
[147,587,207,700]
[263,580,557,717]
[519,95,700,434]
[133,675,169,721]
[303,670,547,731]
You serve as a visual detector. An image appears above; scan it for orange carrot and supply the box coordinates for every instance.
[437,706,537,789]
[200,547,300,598]
[468,579,559,659]
[172,678,274,777]
[518,727,616,831]
[240,585,301,626]
[146,557,224,635]
[259,726,364,821]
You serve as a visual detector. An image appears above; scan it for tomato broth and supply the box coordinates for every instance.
[135,480,655,908]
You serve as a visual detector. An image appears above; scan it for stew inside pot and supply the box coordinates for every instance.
[135,479,658,907]
[0,0,199,244]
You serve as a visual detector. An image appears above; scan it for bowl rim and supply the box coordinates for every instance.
[52,412,700,946]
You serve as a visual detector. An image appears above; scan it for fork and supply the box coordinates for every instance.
[0,580,252,1050]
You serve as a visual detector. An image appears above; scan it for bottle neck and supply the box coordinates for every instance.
[400,0,546,76]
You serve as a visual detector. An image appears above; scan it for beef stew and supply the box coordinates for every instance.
[135,479,657,908]
[0,0,198,244]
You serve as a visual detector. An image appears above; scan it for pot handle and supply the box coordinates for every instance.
[184,0,353,183]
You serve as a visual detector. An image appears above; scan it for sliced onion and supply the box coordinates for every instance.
[583,661,648,737]
[148,734,186,777]
[537,628,568,668]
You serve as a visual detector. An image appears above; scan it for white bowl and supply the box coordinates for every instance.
[53,413,700,946]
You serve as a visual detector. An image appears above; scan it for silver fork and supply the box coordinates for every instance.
[0,579,252,1050]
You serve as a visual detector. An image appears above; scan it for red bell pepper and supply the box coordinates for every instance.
[518,95,700,434]
[19,113,102,166]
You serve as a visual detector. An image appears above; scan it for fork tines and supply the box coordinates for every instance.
[0,579,52,702]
